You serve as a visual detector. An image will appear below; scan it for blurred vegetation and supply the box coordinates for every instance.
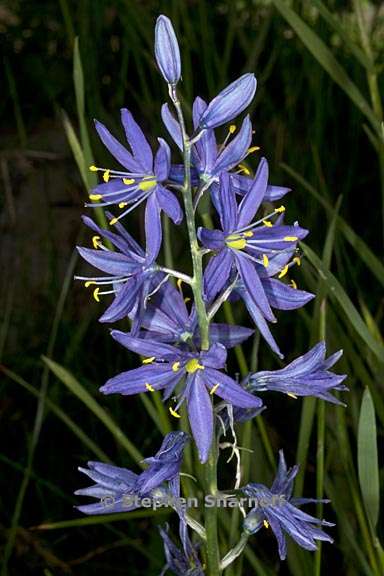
[0,0,383,574]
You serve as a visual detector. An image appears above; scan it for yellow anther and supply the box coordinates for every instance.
[103,169,111,183]
[142,356,155,364]
[247,146,260,154]
[172,362,180,372]
[119,202,128,209]
[290,279,297,290]
[89,194,102,201]
[169,407,181,418]
[138,179,156,191]
[229,124,236,134]
[177,278,183,291]
[283,236,298,242]
[92,235,101,249]
[226,238,246,250]
[93,287,100,302]
[238,164,251,175]
[287,392,298,399]
[184,297,191,304]
[210,383,220,395]
[89,165,98,172]
[109,217,118,226]
[145,383,155,392]
[243,231,254,237]
[278,265,289,279]
[185,358,204,374]
[263,219,273,227]
[84,281,96,288]
[263,254,269,268]
[276,205,285,213]
[123,178,135,185]
[293,256,301,267]
[263,520,269,529]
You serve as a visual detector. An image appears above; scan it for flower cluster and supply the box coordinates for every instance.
[73,13,348,572]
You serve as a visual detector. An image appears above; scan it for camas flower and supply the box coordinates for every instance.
[75,207,164,327]
[242,450,334,560]
[155,15,181,86]
[247,342,347,404]
[100,334,262,463]
[87,108,182,230]
[159,524,204,576]
[199,165,308,327]
[139,280,254,348]
[75,431,189,515]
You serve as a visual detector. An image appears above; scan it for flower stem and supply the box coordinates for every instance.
[204,439,221,575]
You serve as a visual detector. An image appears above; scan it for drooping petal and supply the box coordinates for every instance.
[99,277,142,323]
[94,119,142,172]
[120,108,153,172]
[234,252,275,322]
[186,373,213,463]
[199,74,257,129]
[203,249,234,302]
[145,193,162,263]
[200,342,227,369]
[154,15,181,85]
[82,215,143,258]
[192,96,217,173]
[77,246,138,276]
[204,368,263,409]
[100,363,181,395]
[217,171,238,233]
[111,330,179,359]
[198,228,226,251]
[208,323,254,348]
[161,103,183,150]
[154,138,171,181]
[262,278,314,310]
[156,184,183,224]
[213,115,252,175]
[237,157,269,228]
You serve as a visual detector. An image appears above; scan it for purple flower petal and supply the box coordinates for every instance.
[204,368,263,409]
[234,252,275,322]
[154,138,171,182]
[145,193,162,263]
[121,108,153,172]
[186,373,213,463]
[94,119,142,173]
[237,157,269,228]
[154,15,181,85]
[161,103,183,150]
[213,115,252,175]
[156,184,183,224]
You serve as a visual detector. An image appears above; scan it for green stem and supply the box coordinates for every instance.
[171,88,220,575]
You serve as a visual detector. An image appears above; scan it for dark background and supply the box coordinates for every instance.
[0,1,383,574]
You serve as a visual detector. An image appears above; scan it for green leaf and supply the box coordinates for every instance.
[42,356,144,465]
[271,0,381,135]
[358,388,380,529]
[32,509,169,531]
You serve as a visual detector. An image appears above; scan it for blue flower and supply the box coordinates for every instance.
[198,74,257,130]
[247,342,347,404]
[242,450,334,560]
[139,280,254,349]
[155,15,181,86]
[75,431,189,515]
[159,523,204,576]
[87,108,182,230]
[100,335,262,463]
[75,210,163,328]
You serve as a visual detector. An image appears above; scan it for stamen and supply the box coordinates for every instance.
[283,236,298,242]
[172,362,180,372]
[89,194,102,201]
[93,287,100,302]
[84,281,95,288]
[263,254,269,268]
[263,520,269,529]
[89,165,98,172]
[247,146,260,154]
[138,179,156,192]
[237,163,251,176]
[119,202,128,209]
[210,383,220,395]
[145,383,155,392]
[142,357,155,364]
[290,279,297,289]
[229,124,236,134]
[287,392,298,399]
[169,407,181,418]
[92,235,101,249]
[185,358,204,374]
[103,169,111,183]
[109,217,118,226]
[278,265,289,279]
[276,205,285,213]
[123,178,135,185]
[293,256,301,266]
[184,297,191,304]
[243,231,253,237]
[263,220,272,227]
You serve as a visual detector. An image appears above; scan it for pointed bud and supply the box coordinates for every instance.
[154,15,181,86]
[199,73,257,129]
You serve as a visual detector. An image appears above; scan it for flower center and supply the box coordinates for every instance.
[185,358,205,374]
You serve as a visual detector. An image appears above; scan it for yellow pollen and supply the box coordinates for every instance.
[103,169,111,183]
[84,281,96,288]
[145,383,155,392]
[276,205,285,213]
[177,278,183,291]
[89,194,102,201]
[92,235,101,248]
[226,238,247,250]
[247,146,260,154]
[263,219,273,227]
[138,179,156,191]
[123,178,135,185]
[293,256,301,267]
[238,164,251,175]
[184,297,191,304]
[290,279,297,289]
[93,287,100,302]
[287,392,298,399]
[119,202,128,209]
[283,236,298,242]
[172,362,180,372]
[169,407,181,418]
[109,217,118,226]
[89,165,98,172]
[229,124,236,134]
[243,231,254,237]
[278,265,289,279]
[210,383,220,395]
[263,254,269,268]
[142,356,155,364]
[263,520,269,529]
[185,358,204,374]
